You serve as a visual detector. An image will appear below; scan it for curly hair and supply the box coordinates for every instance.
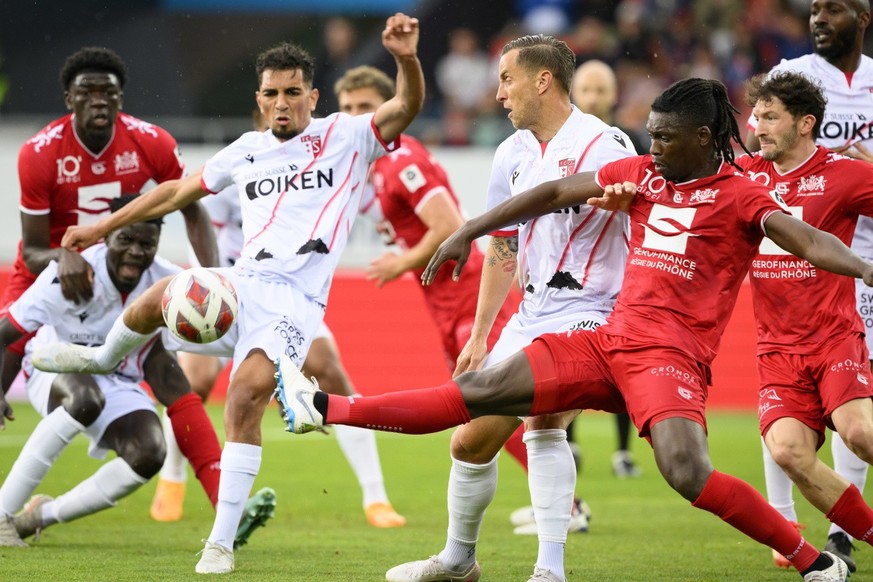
[501,35,576,94]
[59,47,128,91]
[745,72,827,140]
[333,66,395,102]
[651,78,750,169]
[255,42,316,87]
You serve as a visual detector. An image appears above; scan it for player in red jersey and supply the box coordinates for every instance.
[279,78,867,581]
[738,70,873,569]
[4,47,238,535]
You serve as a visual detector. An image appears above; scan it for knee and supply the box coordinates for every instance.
[450,428,501,465]
[118,434,166,479]
[657,452,712,500]
[768,439,813,476]
[838,423,873,460]
[64,387,106,426]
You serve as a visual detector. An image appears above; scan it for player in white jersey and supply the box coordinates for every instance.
[0,198,183,546]
[386,35,635,582]
[745,0,873,571]
[32,15,424,575]
[152,117,406,530]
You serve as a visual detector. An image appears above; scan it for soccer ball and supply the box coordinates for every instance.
[161,268,238,344]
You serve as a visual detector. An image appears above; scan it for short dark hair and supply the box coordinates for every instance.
[745,72,827,139]
[59,47,128,91]
[501,35,576,94]
[255,42,316,87]
[651,78,750,169]
[110,194,163,228]
[333,66,395,101]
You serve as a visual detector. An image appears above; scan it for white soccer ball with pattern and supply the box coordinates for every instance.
[161,268,238,344]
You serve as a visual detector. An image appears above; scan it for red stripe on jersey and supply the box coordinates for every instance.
[200,175,219,195]
[517,217,539,281]
[5,311,29,334]
[133,334,160,375]
[580,211,620,287]
[246,117,341,246]
[552,132,605,274]
[319,156,358,249]
[489,228,518,237]
[370,116,401,152]
[573,132,603,173]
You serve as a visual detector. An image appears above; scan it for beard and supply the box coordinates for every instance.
[761,125,798,162]
[814,25,858,60]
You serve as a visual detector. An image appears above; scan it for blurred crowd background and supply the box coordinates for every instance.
[4,0,872,150]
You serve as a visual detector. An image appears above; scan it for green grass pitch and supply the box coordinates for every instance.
[0,404,869,581]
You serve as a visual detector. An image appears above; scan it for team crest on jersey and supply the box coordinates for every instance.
[92,161,106,175]
[28,124,64,153]
[301,134,322,156]
[797,175,826,196]
[558,158,575,177]
[115,151,140,175]
[120,115,158,138]
[689,188,717,204]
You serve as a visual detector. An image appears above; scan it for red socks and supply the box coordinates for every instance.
[503,425,529,472]
[166,392,221,507]
[325,382,470,434]
[827,485,873,544]
[693,470,820,571]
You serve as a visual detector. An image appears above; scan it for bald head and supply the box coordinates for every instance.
[571,60,618,123]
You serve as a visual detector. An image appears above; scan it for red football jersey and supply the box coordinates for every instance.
[737,147,873,354]
[13,112,184,296]
[595,156,785,365]
[371,135,494,339]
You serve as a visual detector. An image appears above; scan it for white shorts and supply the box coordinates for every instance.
[484,310,609,368]
[22,364,156,460]
[163,268,326,376]
[856,278,873,356]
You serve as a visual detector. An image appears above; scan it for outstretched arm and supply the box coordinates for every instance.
[422,173,631,283]
[62,170,208,251]
[765,212,873,285]
[372,13,425,144]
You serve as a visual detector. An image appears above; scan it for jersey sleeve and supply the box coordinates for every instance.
[593,127,640,166]
[741,182,788,234]
[594,156,644,189]
[201,138,246,194]
[17,141,56,214]
[357,113,400,164]
[7,263,61,332]
[484,141,517,236]
[203,185,236,227]
[844,160,873,218]
[389,149,449,215]
[146,126,185,182]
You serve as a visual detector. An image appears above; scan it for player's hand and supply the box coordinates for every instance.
[587,181,637,212]
[62,224,104,252]
[422,228,472,285]
[0,394,14,430]
[453,338,488,378]
[58,247,94,304]
[367,252,405,288]
[382,13,419,59]
[832,142,873,163]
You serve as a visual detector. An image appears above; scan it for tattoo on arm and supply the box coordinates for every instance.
[506,236,518,253]
[489,236,518,273]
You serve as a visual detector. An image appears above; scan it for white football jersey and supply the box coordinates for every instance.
[486,107,636,322]
[748,53,873,257]
[9,244,181,383]
[201,113,396,303]
[203,183,244,268]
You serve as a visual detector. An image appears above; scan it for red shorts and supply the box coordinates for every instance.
[442,303,512,373]
[757,332,873,444]
[0,271,37,356]
[524,329,711,439]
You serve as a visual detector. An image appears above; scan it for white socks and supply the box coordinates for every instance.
[158,408,188,483]
[439,455,498,569]
[41,458,146,527]
[334,424,388,507]
[761,437,797,522]
[526,429,575,580]
[94,316,158,370]
[830,432,868,539]
[0,408,85,516]
[208,442,262,550]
